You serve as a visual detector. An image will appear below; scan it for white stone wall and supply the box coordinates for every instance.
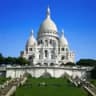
[6,67,87,79]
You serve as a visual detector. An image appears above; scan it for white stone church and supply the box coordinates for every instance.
[21,7,75,66]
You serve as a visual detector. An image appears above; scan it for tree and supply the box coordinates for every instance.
[16,57,30,65]
[0,53,4,64]
[0,53,2,57]
[4,57,16,64]
[0,53,30,65]
[91,66,96,79]
[76,59,96,66]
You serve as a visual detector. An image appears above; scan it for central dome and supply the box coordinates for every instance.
[39,17,57,33]
[38,7,58,36]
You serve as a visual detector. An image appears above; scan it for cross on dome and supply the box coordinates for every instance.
[30,29,34,36]
[61,29,65,36]
[46,6,51,18]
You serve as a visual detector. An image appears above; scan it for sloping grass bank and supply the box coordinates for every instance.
[15,78,87,96]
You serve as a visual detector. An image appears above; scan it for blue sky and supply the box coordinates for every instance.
[0,0,96,61]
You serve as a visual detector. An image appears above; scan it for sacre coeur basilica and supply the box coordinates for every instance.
[5,7,91,78]
[20,7,75,66]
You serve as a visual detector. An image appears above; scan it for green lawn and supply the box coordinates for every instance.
[15,78,87,96]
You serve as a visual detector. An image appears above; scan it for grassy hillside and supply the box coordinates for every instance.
[15,78,87,96]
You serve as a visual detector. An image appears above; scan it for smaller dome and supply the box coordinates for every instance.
[60,29,68,46]
[26,30,37,46]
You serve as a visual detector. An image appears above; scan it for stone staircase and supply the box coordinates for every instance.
[0,75,27,96]
[65,73,96,96]
[82,81,96,96]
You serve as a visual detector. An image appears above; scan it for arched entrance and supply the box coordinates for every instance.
[44,63,48,66]
[40,72,52,78]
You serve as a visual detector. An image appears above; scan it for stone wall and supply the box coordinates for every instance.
[6,66,88,79]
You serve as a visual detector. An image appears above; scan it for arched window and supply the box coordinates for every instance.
[45,50,48,57]
[44,63,48,66]
[61,56,65,60]
[45,40,48,46]
[62,48,64,51]
[50,39,52,44]
[50,63,54,66]
[29,55,32,60]
[29,55,35,60]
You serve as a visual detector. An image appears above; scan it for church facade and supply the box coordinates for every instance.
[20,7,75,66]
